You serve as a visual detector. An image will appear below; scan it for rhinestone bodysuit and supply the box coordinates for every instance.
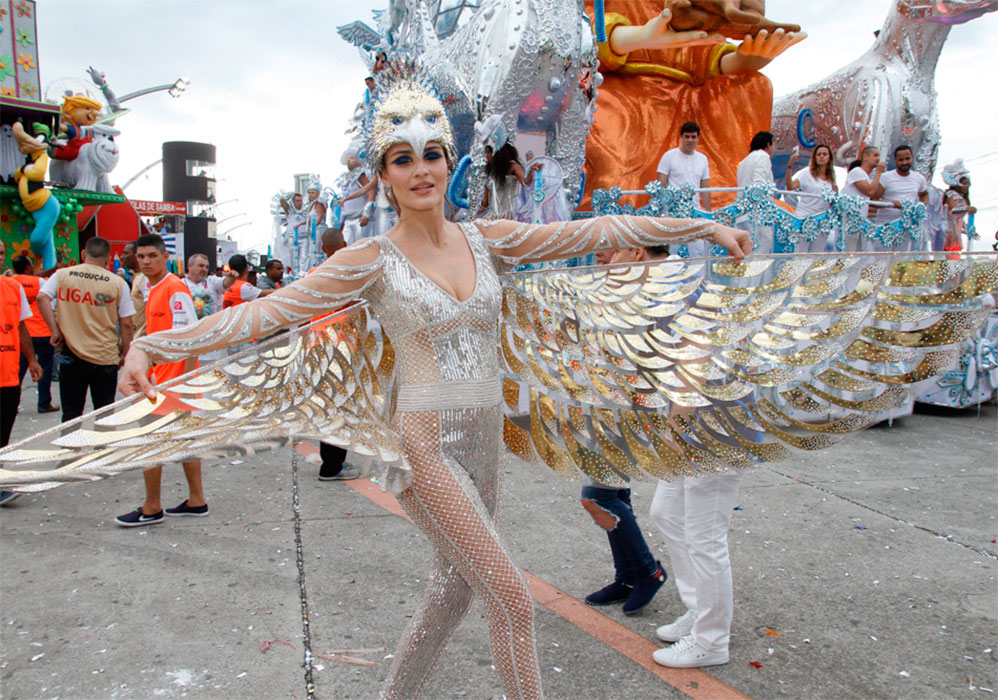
[131,216,716,699]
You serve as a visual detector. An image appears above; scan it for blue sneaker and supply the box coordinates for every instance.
[165,500,209,517]
[0,491,21,506]
[114,508,165,527]
[585,580,633,606]
[622,561,667,616]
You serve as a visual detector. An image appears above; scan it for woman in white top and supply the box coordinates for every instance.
[786,144,838,253]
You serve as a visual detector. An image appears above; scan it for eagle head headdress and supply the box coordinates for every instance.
[366,57,455,173]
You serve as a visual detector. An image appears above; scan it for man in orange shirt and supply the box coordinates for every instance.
[114,234,208,527]
[0,240,43,506]
[10,254,59,413]
[222,254,274,309]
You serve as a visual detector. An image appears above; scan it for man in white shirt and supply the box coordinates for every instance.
[182,253,228,362]
[657,121,713,257]
[841,146,886,220]
[735,131,775,188]
[876,145,929,225]
[182,253,226,318]
[657,121,711,212]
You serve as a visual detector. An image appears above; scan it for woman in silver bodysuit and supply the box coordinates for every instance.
[120,70,751,700]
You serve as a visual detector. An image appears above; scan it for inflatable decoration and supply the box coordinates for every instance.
[50,124,120,193]
[12,122,60,269]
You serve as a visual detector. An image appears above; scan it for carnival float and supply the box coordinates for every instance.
[263,0,992,409]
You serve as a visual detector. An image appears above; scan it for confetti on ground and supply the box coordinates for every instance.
[733,506,743,511]
[764,628,781,636]
[258,639,295,653]
[899,671,910,677]
[749,661,763,669]
[854,525,867,530]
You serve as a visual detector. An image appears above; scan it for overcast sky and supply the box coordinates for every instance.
[36,1,996,254]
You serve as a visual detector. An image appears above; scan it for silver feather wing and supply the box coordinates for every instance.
[336,20,384,48]
[0,303,402,492]
[501,252,998,486]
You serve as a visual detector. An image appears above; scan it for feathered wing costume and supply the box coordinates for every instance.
[2,251,995,490]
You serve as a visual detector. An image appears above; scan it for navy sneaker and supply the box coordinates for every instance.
[585,580,633,606]
[622,562,667,616]
[0,491,21,506]
[165,500,209,517]
[114,508,165,527]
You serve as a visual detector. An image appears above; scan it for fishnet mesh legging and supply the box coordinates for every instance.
[380,410,543,699]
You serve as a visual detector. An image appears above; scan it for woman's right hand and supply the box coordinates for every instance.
[710,224,753,261]
[118,345,156,400]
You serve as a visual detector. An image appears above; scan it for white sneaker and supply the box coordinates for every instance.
[655,610,695,643]
[652,635,728,668]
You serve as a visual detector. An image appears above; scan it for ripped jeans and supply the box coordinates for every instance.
[580,485,658,584]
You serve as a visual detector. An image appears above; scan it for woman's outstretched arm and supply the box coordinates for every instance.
[120,240,384,399]
[474,215,751,265]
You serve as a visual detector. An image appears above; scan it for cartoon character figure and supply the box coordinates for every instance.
[12,123,60,269]
[52,94,103,162]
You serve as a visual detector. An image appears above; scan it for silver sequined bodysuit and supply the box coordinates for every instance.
[132,216,716,699]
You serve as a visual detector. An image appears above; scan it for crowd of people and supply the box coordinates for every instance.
[648,120,975,255]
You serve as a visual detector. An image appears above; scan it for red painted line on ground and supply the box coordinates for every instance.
[295,443,751,700]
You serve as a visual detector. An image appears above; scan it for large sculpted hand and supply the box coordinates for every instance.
[609,3,723,55]
[735,27,807,60]
[721,26,806,74]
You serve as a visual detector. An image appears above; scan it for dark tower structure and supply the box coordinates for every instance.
[162,141,217,267]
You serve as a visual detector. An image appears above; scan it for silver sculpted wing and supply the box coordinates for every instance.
[500,252,998,486]
[0,305,404,492]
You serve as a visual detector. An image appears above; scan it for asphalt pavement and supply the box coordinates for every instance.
[1,383,995,700]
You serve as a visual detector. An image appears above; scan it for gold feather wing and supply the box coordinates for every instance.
[500,252,998,486]
[0,304,404,492]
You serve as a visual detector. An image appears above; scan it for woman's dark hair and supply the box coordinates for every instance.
[485,143,520,182]
[847,159,862,171]
[947,182,971,206]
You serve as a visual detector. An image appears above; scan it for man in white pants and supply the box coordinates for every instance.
[649,467,742,668]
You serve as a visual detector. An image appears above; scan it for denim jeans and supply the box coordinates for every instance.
[19,336,55,409]
[581,485,657,583]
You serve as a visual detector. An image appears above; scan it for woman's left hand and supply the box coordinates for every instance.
[710,225,753,261]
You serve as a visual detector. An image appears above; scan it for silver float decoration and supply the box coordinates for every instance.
[772,0,996,180]
[338,0,599,213]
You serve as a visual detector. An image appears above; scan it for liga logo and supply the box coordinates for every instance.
[56,288,116,307]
